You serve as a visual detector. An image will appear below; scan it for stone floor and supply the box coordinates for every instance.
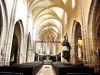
[36,65,56,75]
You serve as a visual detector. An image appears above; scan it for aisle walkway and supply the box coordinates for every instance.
[36,65,56,75]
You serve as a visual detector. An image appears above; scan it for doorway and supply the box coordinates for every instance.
[10,35,18,65]
[10,21,22,65]
[72,21,83,64]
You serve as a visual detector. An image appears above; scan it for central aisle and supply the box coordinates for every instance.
[36,65,56,75]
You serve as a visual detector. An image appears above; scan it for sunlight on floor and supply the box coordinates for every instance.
[36,65,56,75]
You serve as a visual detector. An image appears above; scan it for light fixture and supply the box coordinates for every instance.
[78,38,83,46]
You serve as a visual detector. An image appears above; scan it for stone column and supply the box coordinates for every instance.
[70,41,75,64]
[52,43,56,55]
[87,0,98,69]
[79,0,88,65]
[4,0,18,65]
[38,54,39,61]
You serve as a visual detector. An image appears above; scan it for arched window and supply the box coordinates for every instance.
[72,0,75,9]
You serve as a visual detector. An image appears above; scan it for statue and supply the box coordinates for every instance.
[62,33,71,62]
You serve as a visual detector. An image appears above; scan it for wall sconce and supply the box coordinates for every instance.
[78,38,83,46]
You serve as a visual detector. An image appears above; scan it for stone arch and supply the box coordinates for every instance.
[9,20,24,65]
[0,4,3,47]
[0,0,8,50]
[87,0,100,71]
[10,34,18,65]
[0,0,8,65]
[72,20,82,64]
[26,32,32,62]
[94,12,100,72]
[96,24,100,71]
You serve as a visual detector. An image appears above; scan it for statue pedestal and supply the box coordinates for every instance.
[43,60,52,65]
[61,57,69,64]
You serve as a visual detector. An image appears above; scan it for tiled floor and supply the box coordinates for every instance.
[36,65,56,75]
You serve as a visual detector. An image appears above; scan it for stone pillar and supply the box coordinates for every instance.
[89,37,98,69]
[87,0,98,69]
[4,0,18,65]
[38,54,39,61]
[0,0,8,65]
[71,22,79,64]
[70,42,75,64]
[52,43,56,55]
[31,51,35,62]
[79,0,88,65]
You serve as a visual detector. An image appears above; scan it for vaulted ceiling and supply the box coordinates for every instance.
[27,0,78,42]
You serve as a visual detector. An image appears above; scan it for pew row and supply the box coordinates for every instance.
[67,73,100,75]
[0,61,43,75]
[0,72,23,75]
[51,61,94,75]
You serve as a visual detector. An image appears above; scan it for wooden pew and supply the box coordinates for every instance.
[52,61,94,75]
[67,73,100,75]
[0,72,23,75]
[0,61,43,75]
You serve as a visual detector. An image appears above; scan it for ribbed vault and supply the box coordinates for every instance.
[27,0,78,54]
